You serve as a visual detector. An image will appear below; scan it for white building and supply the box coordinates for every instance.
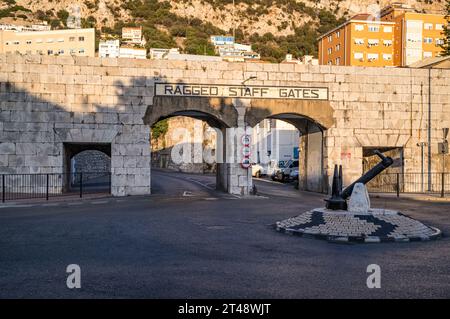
[99,40,120,58]
[252,119,300,169]
[119,45,147,59]
[122,27,146,46]
[149,48,222,62]
[210,35,235,46]
[0,22,51,32]
[211,35,260,62]
[281,54,319,65]
[149,48,168,59]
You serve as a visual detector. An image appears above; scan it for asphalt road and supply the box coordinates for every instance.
[0,169,449,298]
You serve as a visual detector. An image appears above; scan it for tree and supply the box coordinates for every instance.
[56,9,69,27]
[440,0,450,56]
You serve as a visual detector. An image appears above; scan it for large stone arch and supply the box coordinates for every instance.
[144,96,241,194]
[245,99,334,194]
[144,96,239,129]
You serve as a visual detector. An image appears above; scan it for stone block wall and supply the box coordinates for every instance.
[1,53,450,195]
[0,54,151,196]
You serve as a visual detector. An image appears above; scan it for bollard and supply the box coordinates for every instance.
[2,175,5,203]
[396,173,400,198]
[441,173,445,198]
[80,173,83,198]
[46,174,49,201]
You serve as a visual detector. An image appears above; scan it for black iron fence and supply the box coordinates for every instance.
[1,172,111,202]
[366,172,450,197]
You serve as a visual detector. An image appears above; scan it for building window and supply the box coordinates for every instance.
[327,47,332,54]
[368,25,380,32]
[354,38,364,45]
[70,49,76,54]
[47,39,54,43]
[355,24,364,31]
[436,24,443,30]
[383,40,392,46]
[424,23,433,30]
[78,36,85,42]
[13,41,20,45]
[327,61,332,65]
[327,35,332,42]
[383,26,392,33]
[382,53,392,60]
[335,44,340,51]
[424,51,433,58]
[335,57,340,65]
[424,37,433,44]
[26,40,32,44]
[79,48,85,54]
[368,39,379,46]
[436,38,444,46]
[36,39,43,43]
[69,37,75,42]
[58,49,65,55]
[5,41,10,45]
[57,38,64,43]
[367,53,379,61]
[336,31,340,38]
[354,52,364,60]
[47,50,53,55]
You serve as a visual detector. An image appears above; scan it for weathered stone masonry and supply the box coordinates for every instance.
[0,53,449,196]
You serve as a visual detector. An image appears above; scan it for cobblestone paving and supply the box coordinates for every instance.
[275,208,442,243]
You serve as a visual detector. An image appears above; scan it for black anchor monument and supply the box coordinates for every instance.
[275,149,442,242]
[325,150,394,211]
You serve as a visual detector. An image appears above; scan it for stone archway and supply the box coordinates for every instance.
[144,96,242,193]
[245,99,334,193]
[62,143,112,193]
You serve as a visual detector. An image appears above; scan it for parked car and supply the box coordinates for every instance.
[283,160,299,179]
[270,160,288,181]
[267,160,283,176]
[273,160,299,182]
[289,168,299,181]
[251,163,266,178]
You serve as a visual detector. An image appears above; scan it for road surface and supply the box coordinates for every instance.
[0,169,449,298]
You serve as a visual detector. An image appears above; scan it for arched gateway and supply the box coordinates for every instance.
[1,54,449,197]
[145,83,334,195]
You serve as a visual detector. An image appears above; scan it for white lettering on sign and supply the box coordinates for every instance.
[155,83,328,100]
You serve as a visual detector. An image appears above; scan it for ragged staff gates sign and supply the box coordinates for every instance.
[155,83,329,100]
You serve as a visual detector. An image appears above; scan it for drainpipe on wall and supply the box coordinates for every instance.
[428,67,432,191]
[344,26,346,65]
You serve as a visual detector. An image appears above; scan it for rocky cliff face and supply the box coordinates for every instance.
[169,0,445,37]
[1,0,446,61]
[3,0,445,35]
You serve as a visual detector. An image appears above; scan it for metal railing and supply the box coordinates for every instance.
[366,172,450,197]
[1,172,111,202]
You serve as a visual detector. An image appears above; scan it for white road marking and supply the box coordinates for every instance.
[0,204,33,209]
[90,200,109,204]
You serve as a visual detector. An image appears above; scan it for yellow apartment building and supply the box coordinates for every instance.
[0,28,95,57]
[318,14,395,67]
[318,3,447,67]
